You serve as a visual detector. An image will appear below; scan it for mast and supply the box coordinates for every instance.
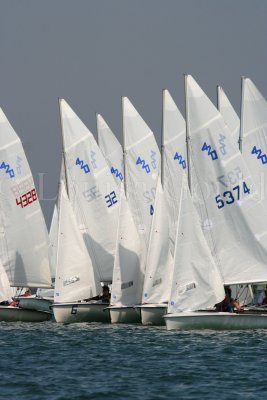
[58,98,69,196]
[184,74,191,191]
[122,96,127,196]
[239,76,246,153]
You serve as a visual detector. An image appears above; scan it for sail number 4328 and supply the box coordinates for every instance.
[16,188,37,208]
[215,182,250,209]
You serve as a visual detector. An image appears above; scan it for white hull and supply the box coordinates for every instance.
[0,306,51,322]
[243,306,267,314]
[164,311,267,330]
[109,306,141,323]
[140,304,167,326]
[52,302,110,323]
[17,297,53,314]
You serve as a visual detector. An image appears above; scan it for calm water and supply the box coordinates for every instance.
[0,322,267,400]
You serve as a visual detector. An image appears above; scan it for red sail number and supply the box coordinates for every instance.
[16,188,37,208]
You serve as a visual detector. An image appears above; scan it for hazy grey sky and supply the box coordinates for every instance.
[0,0,266,224]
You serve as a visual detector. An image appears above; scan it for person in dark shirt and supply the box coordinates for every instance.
[83,285,111,304]
[215,286,242,312]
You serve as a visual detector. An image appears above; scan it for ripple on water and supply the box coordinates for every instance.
[1,323,267,399]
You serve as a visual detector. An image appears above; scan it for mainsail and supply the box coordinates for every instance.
[186,74,267,285]
[0,108,51,288]
[122,97,161,254]
[54,181,101,303]
[59,99,120,281]
[97,113,124,185]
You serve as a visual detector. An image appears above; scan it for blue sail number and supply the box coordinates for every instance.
[105,191,118,208]
[215,182,250,209]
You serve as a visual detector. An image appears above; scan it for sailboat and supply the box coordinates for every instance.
[53,100,121,323]
[52,181,110,323]
[108,97,161,323]
[0,107,52,322]
[52,100,121,323]
[217,85,254,306]
[96,114,145,323]
[140,177,174,325]
[59,99,120,285]
[164,174,226,330]
[164,75,267,330]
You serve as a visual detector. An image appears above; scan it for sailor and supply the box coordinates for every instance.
[215,286,242,312]
[83,285,111,304]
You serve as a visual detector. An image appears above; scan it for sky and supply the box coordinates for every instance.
[0,0,266,225]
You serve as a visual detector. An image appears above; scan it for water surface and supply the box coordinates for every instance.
[0,322,266,399]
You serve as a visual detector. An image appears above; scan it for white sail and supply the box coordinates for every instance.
[54,181,101,303]
[186,74,267,285]
[142,177,173,304]
[111,185,144,306]
[0,108,51,288]
[97,114,124,185]
[242,78,267,208]
[0,260,15,302]
[168,173,225,313]
[162,89,186,253]
[59,99,120,281]
[122,97,161,253]
[217,86,240,147]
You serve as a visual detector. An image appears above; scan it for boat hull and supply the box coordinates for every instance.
[109,306,141,323]
[164,311,267,330]
[52,302,110,323]
[140,304,167,326]
[0,306,51,322]
[17,297,53,314]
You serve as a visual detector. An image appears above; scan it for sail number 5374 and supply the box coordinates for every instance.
[215,182,250,209]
